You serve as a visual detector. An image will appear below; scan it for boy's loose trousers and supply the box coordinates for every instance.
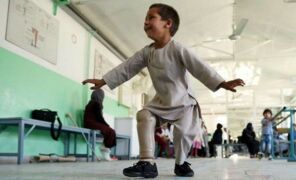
[137,105,199,165]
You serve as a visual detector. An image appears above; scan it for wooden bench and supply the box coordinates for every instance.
[0,117,131,164]
[91,130,131,161]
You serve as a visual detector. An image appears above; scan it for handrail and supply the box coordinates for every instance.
[270,107,296,162]
[271,106,287,121]
[273,114,290,127]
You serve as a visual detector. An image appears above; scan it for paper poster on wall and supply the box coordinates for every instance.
[118,84,132,108]
[6,0,59,64]
[93,49,117,98]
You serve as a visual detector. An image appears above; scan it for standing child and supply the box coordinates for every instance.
[83,3,245,178]
[191,134,203,158]
[258,109,274,160]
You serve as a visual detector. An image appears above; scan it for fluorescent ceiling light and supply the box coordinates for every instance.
[284,0,296,3]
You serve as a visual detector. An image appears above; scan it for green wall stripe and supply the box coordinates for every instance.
[0,47,129,155]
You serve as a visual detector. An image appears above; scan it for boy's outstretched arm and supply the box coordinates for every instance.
[82,79,106,90]
[218,79,245,92]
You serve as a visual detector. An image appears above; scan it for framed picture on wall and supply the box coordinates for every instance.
[93,49,117,98]
[118,84,133,108]
[5,0,59,64]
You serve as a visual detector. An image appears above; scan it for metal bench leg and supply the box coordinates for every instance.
[128,138,131,160]
[74,134,77,155]
[64,133,70,156]
[86,133,90,162]
[17,121,24,165]
[91,131,95,162]
[114,140,117,158]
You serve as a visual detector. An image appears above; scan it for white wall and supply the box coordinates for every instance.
[204,115,228,134]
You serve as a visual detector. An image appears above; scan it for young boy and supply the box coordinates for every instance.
[83,3,245,178]
[258,109,273,160]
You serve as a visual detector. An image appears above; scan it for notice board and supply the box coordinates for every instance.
[6,0,59,64]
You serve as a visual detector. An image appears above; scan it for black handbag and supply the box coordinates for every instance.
[31,109,62,141]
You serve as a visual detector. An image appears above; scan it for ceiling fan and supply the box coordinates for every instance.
[191,18,270,56]
[202,18,249,43]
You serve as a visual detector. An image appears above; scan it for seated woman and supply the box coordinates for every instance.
[84,89,116,161]
[241,122,259,158]
[208,123,223,157]
[155,122,173,157]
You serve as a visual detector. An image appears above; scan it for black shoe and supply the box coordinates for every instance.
[123,161,158,178]
[174,161,194,177]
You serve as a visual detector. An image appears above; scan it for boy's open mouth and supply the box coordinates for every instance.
[144,26,152,32]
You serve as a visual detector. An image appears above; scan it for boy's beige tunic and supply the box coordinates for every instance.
[103,39,224,120]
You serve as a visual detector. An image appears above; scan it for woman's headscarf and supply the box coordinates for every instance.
[91,89,105,106]
[246,122,253,131]
[217,123,223,129]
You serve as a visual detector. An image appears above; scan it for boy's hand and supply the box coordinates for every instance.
[82,79,106,90]
[219,79,245,92]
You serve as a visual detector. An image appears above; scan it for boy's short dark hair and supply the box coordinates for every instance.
[149,3,180,36]
[263,108,272,115]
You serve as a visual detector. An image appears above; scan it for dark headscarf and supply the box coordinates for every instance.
[91,89,105,106]
[217,123,223,129]
[242,122,256,143]
[212,123,223,144]
[246,122,253,131]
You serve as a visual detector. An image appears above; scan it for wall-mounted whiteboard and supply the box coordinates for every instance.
[6,0,59,64]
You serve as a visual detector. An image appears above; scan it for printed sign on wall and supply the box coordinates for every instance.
[6,0,59,64]
[93,49,117,98]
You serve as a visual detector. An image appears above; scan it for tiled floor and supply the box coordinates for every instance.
[1,156,296,179]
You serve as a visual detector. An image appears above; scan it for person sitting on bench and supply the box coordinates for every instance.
[84,89,116,161]
[241,122,259,158]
